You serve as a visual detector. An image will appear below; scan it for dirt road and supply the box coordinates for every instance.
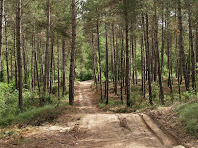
[69,81,184,148]
[1,81,185,148]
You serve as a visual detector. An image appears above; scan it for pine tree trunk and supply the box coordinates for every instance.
[154,0,164,104]
[16,0,23,111]
[110,27,114,83]
[57,39,60,106]
[178,0,189,91]
[120,29,124,103]
[5,17,9,84]
[96,20,103,102]
[14,29,18,89]
[124,0,130,107]
[44,0,50,92]
[196,26,198,63]
[105,23,109,104]
[0,0,4,74]
[161,6,164,74]
[188,0,196,92]
[146,13,153,105]
[50,34,54,94]
[91,32,97,89]
[62,39,66,97]
[22,35,28,89]
[34,30,40,96]
[134,37,137,84]
[31,35,34,91]
[112,25,117,94]
[69,0,76,105]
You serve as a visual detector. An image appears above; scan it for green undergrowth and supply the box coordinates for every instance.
[0,82,72,128]
[0,103,76,128]
[176,100,198,137]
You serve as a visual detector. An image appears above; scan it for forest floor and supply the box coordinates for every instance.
[0,81,196,148]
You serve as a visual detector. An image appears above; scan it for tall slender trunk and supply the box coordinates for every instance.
[110,27,114,82]
[188,0,196,92]
[91,32,97,89]
[16,0,23,111]
[0,0,4,74]
[22,35,27,88]
[69,0,76,105]
[196,26,198,63]
[154,0,164,104]
[11,51,13,80]
[14,30,18,89]
[146,13,153,105]
[112,25,117,94]
[134,37,137,84]
[44,0,50,92]
[178,0,189,91]
[50,34,54,94]
[62,39,66,97]
[124,0,130,107]
[105,23,109,104]
[31,35,34,91]
[161,5,164,74]
[34,30,40,96]
[97,20,103,102]
[57,39,60,106]
[120,29,124,103]
[5,16,9,84]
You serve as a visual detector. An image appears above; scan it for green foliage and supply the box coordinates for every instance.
[0,103,72,127]
[177,102,198,137]
[0,82,60,126]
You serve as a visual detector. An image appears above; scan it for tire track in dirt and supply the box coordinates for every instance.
[72,81,185,148]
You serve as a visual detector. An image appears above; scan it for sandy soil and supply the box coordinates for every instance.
[0,81,186,148]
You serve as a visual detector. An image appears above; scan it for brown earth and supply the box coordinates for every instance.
[0,81,186,148]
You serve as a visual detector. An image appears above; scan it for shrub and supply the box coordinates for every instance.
[177,102,198,137]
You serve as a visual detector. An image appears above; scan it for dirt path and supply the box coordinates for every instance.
[0,81,185,148]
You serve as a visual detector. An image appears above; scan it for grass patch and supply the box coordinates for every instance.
[0,103,75,128]
[177,102,198,137]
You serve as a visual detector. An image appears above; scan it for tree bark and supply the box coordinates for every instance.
[5,16,9,84]
[188,0,196,92]
[44,0,50,92]
[124,0,130,107]
[105,23,109,104]
[146,13,153,105]
[50,34,54,94]
[178,0,189,91]
[16,0,23,111]
[62,39,66,97]
[0,0,4,74]
[97,20,103,103]
[69,0,76,105]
